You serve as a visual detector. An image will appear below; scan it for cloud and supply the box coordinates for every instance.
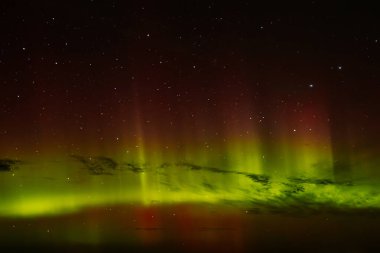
[121,163,144,173]
[71,155,118,175]
[0,159,20,172]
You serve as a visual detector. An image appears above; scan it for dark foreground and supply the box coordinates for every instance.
[1,204,379,253]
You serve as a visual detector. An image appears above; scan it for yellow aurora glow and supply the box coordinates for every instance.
[0,156,379,218]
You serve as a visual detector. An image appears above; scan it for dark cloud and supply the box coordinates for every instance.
[202,182,217,191]
[288,177,335,185]
[176,162,232,174]
[282,182,305,196]
[0,159,20,172]
[121,163,144,173]
[71,155,118,175]
[244,173,271,186]
[176,162,273,188]
[287,177,353,186]
[177,162,203,171]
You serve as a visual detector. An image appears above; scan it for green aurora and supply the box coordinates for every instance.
[1,154,379,218]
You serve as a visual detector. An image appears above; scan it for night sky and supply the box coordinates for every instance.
[1,1,379,163]
[1,1,380,191]
[2,1,380,251]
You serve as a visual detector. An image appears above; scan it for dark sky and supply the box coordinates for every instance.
[0,0,379,177]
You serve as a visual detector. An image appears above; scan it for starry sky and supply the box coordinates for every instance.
[1,1,380,180]
[2,3,380,252]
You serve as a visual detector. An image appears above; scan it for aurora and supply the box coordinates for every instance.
[1,1,380,252]
[0,156,378,218]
